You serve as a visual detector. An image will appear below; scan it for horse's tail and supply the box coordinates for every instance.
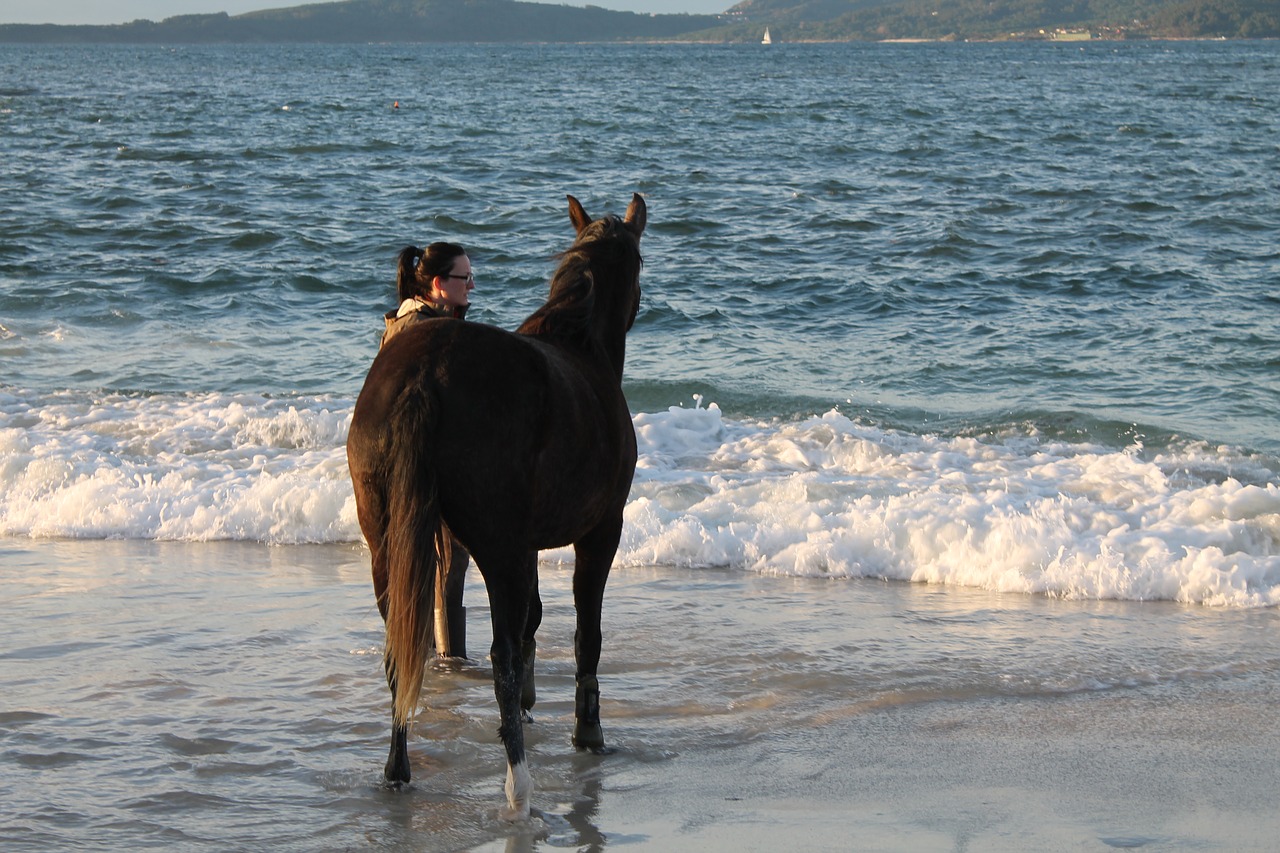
[382,381,448,727]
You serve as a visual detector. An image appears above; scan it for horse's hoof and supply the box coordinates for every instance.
[384,757,411,786]
[501,761,532,821]
[499,803,531,822]
[572,722,606,752]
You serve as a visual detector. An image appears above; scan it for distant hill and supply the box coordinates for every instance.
[0,0,719,44]
[0,0,1275,43]
[706,0,1280,40]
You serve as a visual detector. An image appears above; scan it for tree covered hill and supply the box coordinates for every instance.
[0,0,719,43]
[0,0,1275,43]
[714,0,1280,41]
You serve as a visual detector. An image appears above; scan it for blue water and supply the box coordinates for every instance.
[2,40,1279,603]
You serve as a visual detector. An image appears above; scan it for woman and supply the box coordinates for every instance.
[381,241,475,349]
[379,241,475,658]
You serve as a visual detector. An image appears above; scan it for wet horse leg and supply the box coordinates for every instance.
[373,549,412,785]
[522,564,542,716]
[354,483,413,786]
[383,669,411,784]
[482,551,537,819]
[571,517,621,752]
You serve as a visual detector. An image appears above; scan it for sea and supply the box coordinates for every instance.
[2,40,1279,851]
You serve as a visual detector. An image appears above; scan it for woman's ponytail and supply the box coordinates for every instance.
[396,245,425,302]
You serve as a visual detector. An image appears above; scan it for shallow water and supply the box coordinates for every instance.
[3,540,1279,850]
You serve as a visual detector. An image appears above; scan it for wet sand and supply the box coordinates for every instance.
[2,539,1278,851]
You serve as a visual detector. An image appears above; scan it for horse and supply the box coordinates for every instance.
[346,193,646,819]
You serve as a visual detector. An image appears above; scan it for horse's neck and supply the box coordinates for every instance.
[518,293,630,382]
[592,275,635,380]
[601,337,626,382]
[534,333,626,383]
[588,298,631,382]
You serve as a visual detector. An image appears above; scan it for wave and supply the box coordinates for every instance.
[0,388,353,544]
[2,387,1278,608]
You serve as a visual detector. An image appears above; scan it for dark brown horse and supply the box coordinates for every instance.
[346,193,645,819]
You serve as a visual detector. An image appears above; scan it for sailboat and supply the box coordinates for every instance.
[762,27,773,45]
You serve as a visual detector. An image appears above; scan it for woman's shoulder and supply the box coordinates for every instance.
[381,308,427,348]
[380,303,458,349]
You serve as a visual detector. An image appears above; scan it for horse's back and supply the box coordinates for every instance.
[349,318,635,550]
[351,319,544,466]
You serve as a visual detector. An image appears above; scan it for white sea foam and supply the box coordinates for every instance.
[616,400,1280,608]
[0,389,356,544]
[2,389,1278,607]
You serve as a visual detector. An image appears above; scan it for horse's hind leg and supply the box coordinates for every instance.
[383,677,411,785]
[522,564,542,716]
[571,518,621,752]
[375,547,412,785]
[481,553,537,819]
[354,480,413,786]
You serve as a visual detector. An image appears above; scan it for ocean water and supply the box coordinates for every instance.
[2,40,1277,603]
[2,41,1280,850]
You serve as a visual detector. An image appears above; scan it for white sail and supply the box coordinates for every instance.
[762,27,772,45]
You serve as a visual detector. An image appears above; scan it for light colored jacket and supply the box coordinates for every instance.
[380,298,468,349]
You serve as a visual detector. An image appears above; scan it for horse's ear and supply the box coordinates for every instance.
[624,193,646,239]
[567,195,592,236]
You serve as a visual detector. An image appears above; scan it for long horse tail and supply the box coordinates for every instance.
[382,381,448,727]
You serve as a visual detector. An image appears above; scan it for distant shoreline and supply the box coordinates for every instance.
[0,35,1271,45]
[3,0,1276,44]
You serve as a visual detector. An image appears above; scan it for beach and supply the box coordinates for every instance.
[4,538,1277,851]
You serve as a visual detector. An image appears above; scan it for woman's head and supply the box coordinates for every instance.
[397,242,473,308]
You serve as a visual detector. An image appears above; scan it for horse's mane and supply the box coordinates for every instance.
[517,215,641,345]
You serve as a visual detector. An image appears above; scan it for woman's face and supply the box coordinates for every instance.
[430,255,474,308]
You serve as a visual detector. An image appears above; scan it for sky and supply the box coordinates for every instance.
[1,0,732,25]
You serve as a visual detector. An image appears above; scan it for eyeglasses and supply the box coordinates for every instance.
[441,272,474,284]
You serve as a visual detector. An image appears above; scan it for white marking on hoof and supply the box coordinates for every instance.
[500,760,532,821]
